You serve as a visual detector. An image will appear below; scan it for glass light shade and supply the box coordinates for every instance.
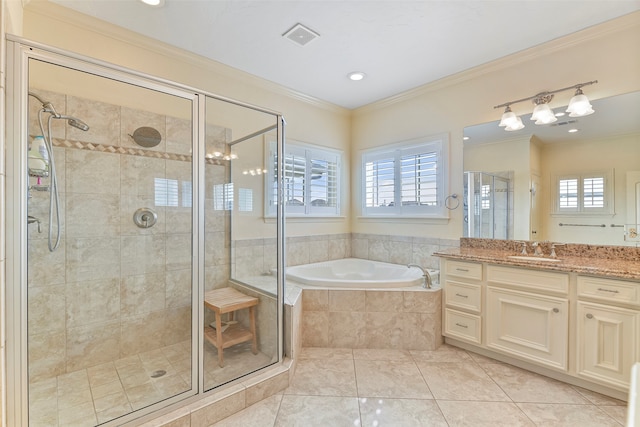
[531,103,557,124]
[566,93,594,117]
[505,116,525,131]
[499,109,518,128]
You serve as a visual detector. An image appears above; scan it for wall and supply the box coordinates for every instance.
[19,1,353,240]
[351,12,640,240]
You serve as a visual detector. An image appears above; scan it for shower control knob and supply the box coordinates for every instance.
[133,208,158,229]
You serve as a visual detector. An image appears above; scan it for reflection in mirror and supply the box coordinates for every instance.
[463,91,640,246]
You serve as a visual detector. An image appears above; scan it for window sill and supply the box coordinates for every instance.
[264,216,347,223]
[356,216,450,224]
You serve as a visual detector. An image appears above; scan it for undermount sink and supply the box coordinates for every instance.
[507,256,562,263]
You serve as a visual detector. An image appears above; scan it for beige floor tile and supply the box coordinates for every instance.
[438,400,535,427]
[482,363,589,404]
[353,348,413,361]
[571,385,628,406]
[410,343,474,363]
[96,402,133,425]
[91,379,125,399]
[57,400,97,427]
[86,362,119,387]
[212,394,283,427]
[299,347,353,360]
[355,360,433,399]
[275,395,360,427]
[93,389,130,413]
[517,402,622,426]
[359,397,448,426]
[599,405,628,425]
[417,362,510,401]
[285,359,357,396]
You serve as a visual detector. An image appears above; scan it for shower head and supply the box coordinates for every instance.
[67,117,90,132]
[57,115,90,131]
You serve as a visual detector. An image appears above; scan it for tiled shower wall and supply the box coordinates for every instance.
[27,89,231,382]
[233,232,459,276]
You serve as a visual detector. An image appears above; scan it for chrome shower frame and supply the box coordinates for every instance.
[5,36,285,427]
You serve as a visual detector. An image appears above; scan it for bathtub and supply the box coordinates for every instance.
[285,258,439,289]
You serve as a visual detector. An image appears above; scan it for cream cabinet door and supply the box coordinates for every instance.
[486,286,569,371]
[577,301,639,390]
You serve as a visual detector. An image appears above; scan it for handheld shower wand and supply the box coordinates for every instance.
[28,92,90,251]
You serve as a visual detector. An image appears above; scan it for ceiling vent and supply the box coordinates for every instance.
[283,23,320,47]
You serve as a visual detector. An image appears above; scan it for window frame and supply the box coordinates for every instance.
[360,134,449,218]
[552,170,614,215]
[266,138,342,217]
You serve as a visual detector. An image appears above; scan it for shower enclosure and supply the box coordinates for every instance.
[5,38,284,426]
[463,171,512,240]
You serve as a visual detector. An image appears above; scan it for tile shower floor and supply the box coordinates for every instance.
[211,345,629,427]
[29,340,272,427]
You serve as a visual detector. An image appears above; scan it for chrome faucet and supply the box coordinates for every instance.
[531,241,545,256]
[27,215,42,233]
[407,264,432,289]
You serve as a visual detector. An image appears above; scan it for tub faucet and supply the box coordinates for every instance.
[407,264,432,289]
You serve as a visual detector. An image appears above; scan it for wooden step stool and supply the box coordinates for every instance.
[204,287,259,367]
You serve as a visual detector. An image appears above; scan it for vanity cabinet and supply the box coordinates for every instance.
[439,256,640,399]
[486,266,569,371]
[576,276,640,389]
[443,260,483,344]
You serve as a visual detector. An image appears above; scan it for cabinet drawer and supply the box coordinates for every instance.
[445,260,482,281]
[487,265,568,295]
[444,308,481,344]
[445,280,482,313]
[577,276,640,307]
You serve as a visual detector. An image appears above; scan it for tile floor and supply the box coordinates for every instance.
[211,345,629,427]
[28,339,273,427]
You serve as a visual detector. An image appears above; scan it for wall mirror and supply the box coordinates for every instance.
[463,91,640,246]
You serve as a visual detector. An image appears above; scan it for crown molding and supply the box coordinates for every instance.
[23,1,350,115]
[354,11,640,116]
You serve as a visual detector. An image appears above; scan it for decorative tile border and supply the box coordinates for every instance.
[52,138,226,165]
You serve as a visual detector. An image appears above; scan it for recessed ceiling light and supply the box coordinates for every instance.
[463,136,470,141]
[140,0,165,7]
[568,128,579,133]
[348,72,366,81]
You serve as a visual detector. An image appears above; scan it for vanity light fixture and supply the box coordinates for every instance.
[494,80,597,131]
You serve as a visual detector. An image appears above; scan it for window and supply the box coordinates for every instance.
[213,183,233,211]
[267,140,341,216]
[361,135,448,217]
[155,177,192,207]
[553,171,613,214]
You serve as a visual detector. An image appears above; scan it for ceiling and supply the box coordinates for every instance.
[49,0,640,109]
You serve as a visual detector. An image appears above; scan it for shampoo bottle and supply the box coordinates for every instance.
[28,136,49,175]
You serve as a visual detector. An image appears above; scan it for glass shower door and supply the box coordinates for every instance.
[202,96,281,391]
[26,58,196,426]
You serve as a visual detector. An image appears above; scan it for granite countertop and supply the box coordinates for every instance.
[434,247,640,281]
